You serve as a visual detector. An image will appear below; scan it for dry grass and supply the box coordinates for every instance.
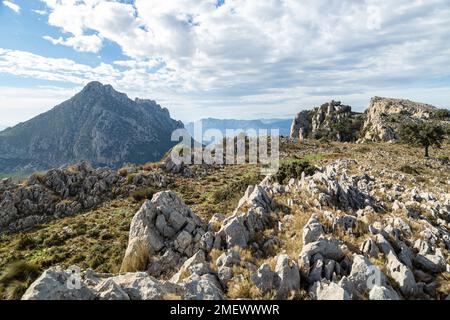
[120,240,150,273]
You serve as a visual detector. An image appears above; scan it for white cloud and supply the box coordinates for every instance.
[33,9,48,15]
[43,34,103,53]
[1,0,449,125]
[2,0,20,14]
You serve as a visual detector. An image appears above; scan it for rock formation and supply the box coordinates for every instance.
[0,161,168,234]
[0,82,184,173]
[22,157,450,299]
[290,100,363,141]
[360,97,441,142]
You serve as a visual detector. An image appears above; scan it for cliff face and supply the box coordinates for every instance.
[0,82,184,172]
[290,101,363,141]
[360,97,439,142]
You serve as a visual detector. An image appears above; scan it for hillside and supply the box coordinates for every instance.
[0,82,184,173]
[0,139,449,300]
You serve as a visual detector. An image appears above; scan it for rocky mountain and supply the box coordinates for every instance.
[0,82,183,172]
[290,98,449,143]
[185,118,292,142]
[290,101,364,142]
[19,147,450,300]
[360,97,442,142]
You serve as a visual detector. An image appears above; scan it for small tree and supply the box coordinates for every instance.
[398,122,446,158]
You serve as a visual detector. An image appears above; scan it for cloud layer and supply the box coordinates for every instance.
[1,0,450,123]
[2,0,20,13]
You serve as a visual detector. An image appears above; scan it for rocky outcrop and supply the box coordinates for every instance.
[215,185,277,249]
[360,97,440,142]
[0,81,184,173]
[22,266,96,300]
[0,162,168,234]
[294,160,379,212]
[122,191,208,278]
[290,101,363,141]
[17,145,450,300]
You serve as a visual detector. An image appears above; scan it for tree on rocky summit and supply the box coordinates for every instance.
[398,122,446,158]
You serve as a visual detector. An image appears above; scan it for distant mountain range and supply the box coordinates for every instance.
[184,118,292,142]
[0,82,184,172]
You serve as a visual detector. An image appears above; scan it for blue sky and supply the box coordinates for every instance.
[1,0,450,128]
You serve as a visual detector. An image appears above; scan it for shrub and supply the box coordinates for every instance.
[433,108,450,120]
[30,172,47,184]
[0,261,41,300]
[275,160,316,184]
[118,168,128,177]
[399,165,420,175]
[211,172,260,203]
[16,235,40,250]
[398,122,446,157]
[130,187,157,202]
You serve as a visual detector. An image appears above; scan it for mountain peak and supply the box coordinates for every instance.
[0,84,184,172]
[79,81,128,102]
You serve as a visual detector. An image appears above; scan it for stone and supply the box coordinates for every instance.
[274,254,300,299]
[216,250,241,268]
[360,239,379,257]
[251,263,276,295]
[376,234,416,297]
[175,231,193,252]
[414,249,446,273]
[109,272,184,300]
[22,266,95,300]
[184,274,224,300]
[217,266,233,287]
[298,237,345,277]
[302,215,325,245]
[310,280,350,300]
[221,217,249,248]
[95,278,130,300]
[171,251,206,283]
[339,254,399,299]
[123,191,206,278]
[369,285,400,300]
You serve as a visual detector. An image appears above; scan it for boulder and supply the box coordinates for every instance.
[310,280,350,300]
[274,254,300,299]
[251,263,276,295]
[302,215,325,245]
[109,272,184,300]
[298,237,346,278]
[184,274,225,300]
[376,234,417,297]
[414,249,446,273]
[95,278,130,300]
[123,191,206,277]
[369,285,401,300]
[22,266,95,300]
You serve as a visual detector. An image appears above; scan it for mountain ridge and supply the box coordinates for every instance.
[0,82,184,172]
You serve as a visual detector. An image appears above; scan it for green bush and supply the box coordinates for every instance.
[433,109,450,120]
[275,160,316,184]
[16,235,40,250]
[211,173,260,203]
[399,165,420,175]
[130,187,158,202]
[398,122,446,157]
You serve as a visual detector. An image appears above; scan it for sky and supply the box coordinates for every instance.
[0,0,450,128]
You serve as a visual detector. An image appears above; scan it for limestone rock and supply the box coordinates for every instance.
[310,280,350,300]
[22,266,95,300]
[274,254,300,299]
[123,191,206,278]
